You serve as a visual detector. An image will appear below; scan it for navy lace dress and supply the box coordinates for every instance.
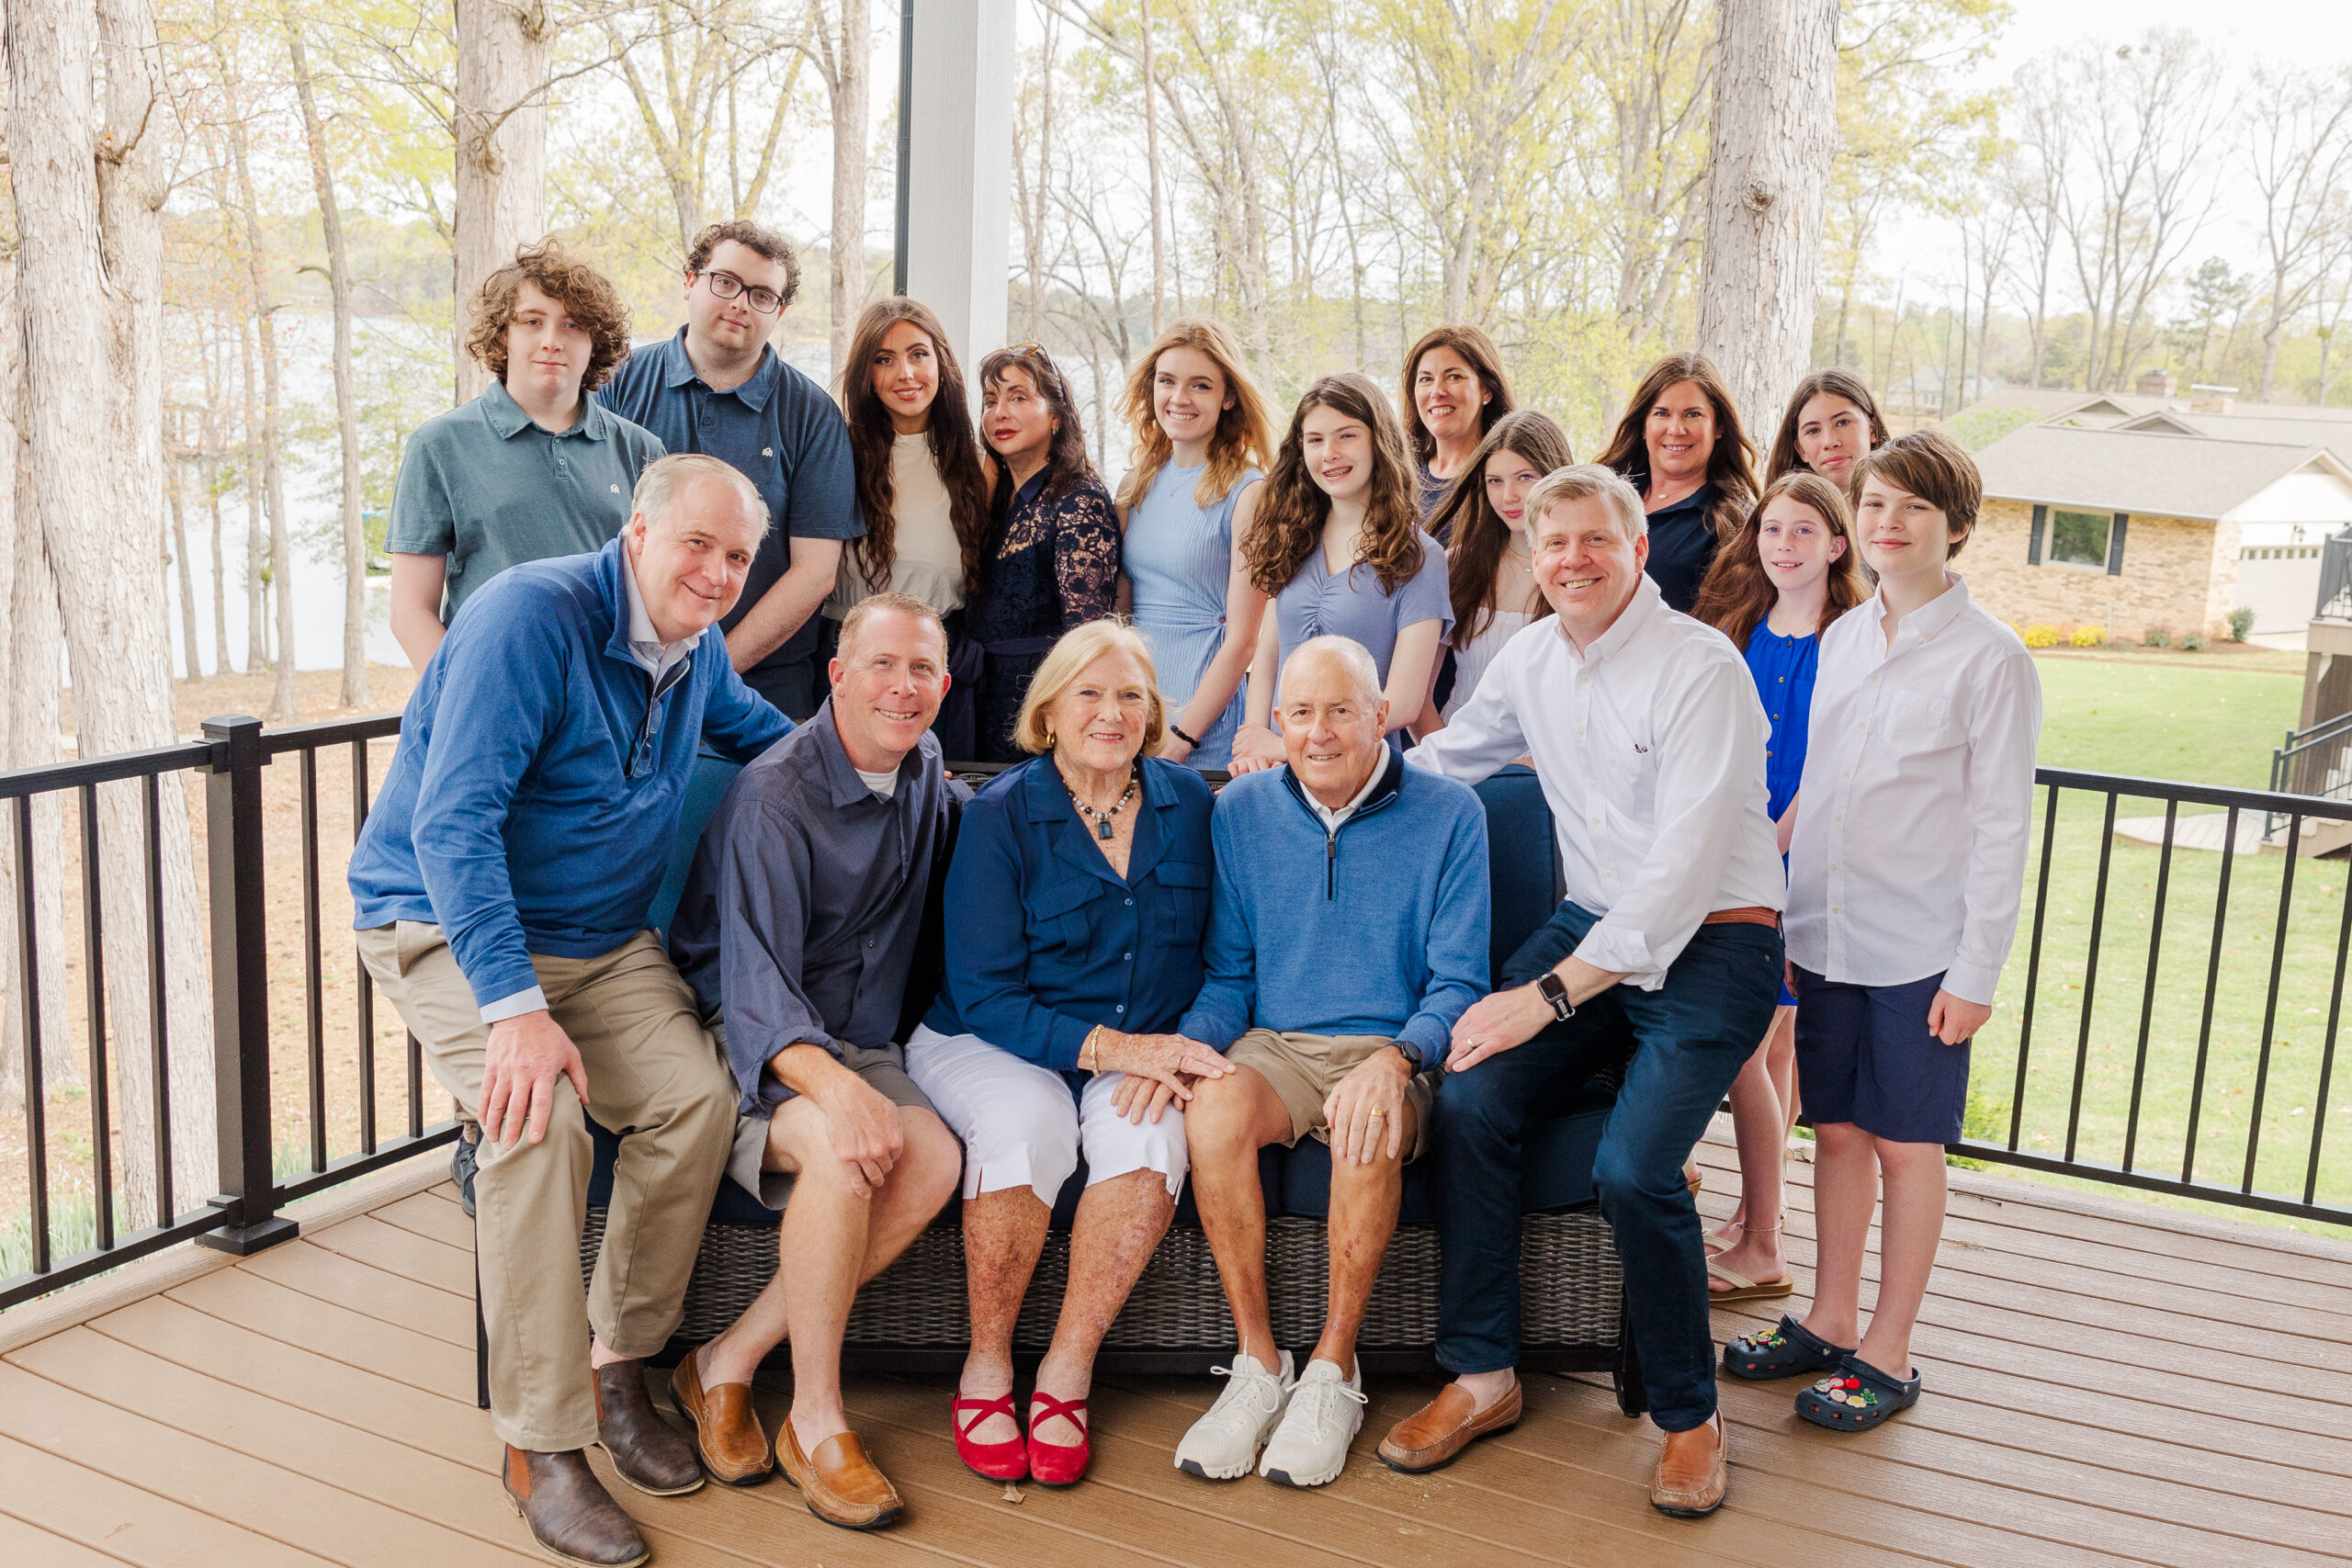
[968,464,1120,761]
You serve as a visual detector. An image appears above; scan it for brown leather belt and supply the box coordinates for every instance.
[1703,906,1781,931]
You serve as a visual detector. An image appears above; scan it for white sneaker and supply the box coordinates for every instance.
[1175,1349,1295,1480]
[1258,1358,1366,1487]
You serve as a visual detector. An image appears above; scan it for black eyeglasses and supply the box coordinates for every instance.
[697,270,784,314]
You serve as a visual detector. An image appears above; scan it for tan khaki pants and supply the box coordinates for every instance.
[356,921,737,1451]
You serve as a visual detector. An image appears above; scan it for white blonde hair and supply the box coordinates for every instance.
[632,453,768,539]
[1524,463,1646,541]
[1013,620,1165,755]
[1282,635,1382,704]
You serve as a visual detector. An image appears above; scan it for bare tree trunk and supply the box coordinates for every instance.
[15,0,218,1221]
[1024,5,1054,343]
[168,437,202,680]
[205,406,230,677]
[817,0,871,374]
[1695,0,1837,437]
[454,0,551,400]
[1141,0,1165,337]
[224,116,298,723]
[279,7,368,708]
[239,315,266,673]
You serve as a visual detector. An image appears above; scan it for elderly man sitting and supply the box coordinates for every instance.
[1171,636,1489,1488]
[349,454,789,1568]
[662,592,966,1530]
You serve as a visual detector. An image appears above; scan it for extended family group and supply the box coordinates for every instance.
[350,218,2041,1566]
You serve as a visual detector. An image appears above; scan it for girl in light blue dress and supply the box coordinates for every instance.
[1114,320,1278,771]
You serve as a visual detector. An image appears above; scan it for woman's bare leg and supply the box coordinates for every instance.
[957,1188,1051,1445]
[1030,1169,1178,1442]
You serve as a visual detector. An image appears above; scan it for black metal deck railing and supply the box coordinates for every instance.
[4,734,2347,1314]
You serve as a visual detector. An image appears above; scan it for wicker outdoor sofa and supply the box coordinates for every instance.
[538,761,1642,1414]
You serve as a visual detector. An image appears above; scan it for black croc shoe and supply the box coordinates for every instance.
[1795,1355,1921,1432]
[1723,1315,1854,1381]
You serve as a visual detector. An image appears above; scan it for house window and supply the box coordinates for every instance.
[2049,509,2113,568]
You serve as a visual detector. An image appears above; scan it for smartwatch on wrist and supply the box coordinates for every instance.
[1535,971,1577,1022]
[1388,1037,1424,1073]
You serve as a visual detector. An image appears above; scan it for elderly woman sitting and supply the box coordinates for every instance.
[905,620,1229,1488]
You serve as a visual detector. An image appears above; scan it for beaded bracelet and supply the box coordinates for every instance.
[1170,721,1201,749]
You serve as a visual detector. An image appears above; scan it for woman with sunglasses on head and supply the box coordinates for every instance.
[1227,373,1452,773]
[1114,320,1278,772]
[1400,325,1516,534]
[828,299,999,754]
[969,343,1121,762]
[1421,410,1574,729]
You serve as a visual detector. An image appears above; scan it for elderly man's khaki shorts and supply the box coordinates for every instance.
[1224,1028,1433,1163]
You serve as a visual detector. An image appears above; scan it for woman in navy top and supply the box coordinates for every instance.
[906,622,1226,1489]
[1690,469,1870,1302]
[1228,373,1453,773]
[1596,350,1758,613]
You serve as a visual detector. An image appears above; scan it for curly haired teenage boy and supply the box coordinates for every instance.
[1726,429,2041,1431]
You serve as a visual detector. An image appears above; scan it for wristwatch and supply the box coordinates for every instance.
[1535,971,1577,1022]
[1388,1037,1424,1072]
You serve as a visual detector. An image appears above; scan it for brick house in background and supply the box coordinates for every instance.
[1960,397,2352,640]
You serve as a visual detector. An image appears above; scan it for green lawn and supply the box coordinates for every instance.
[1968,649,2352,1239]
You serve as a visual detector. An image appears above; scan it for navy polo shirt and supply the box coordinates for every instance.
[386,380,665,625]
[1634,478,1721,615]
[596,328,864,673]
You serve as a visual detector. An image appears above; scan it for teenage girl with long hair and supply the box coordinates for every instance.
[1421,410,1574,728]
[1764,368,1890,489]
[1689,469,1871,1303]
[1228,373,1453,772]
[1114,320,1278,771]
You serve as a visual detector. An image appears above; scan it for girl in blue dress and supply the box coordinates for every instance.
[1690,468,1871,1301]
[1114,321,1278,771]
[1228,373,1453,773]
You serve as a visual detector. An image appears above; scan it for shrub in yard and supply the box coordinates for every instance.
[2229,605,2256,642]
[2142,626,2172,648]
[2069,625,2106,648]
[2181,631,2210,651]
[2022,623,2062,649]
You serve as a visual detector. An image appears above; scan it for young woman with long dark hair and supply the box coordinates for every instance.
[1227,373,1452,772]
[830,298,997,747]
[1764,368,1891,489]
[1689,469,1871,1305]
[1595,351,1758,614]
[1114,320,1278,771]
[1423,410,1574,727]
[968,344,1120,762]
[1399,325,1515,531]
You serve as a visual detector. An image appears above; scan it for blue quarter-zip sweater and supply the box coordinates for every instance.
[1177,751,1489,1066]
[349,536,790,1010]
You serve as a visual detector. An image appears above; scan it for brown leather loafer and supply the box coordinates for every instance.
[1376,1380,1522,1473]
[594,1359,705,1495]
[1650,1412,1728,1517]
[668,1344,772,1486]
[777,1416,903,1530]
[503,1446,650,1568]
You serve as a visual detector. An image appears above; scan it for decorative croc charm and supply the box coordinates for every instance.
[1794,1355,1921,1432]
[1723,1314,1854,1381]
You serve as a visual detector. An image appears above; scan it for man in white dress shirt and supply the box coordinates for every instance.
[1378,465,1783,1518]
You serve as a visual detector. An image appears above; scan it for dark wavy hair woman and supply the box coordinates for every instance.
[1227,373,1453,771]
[1398,324,1516,529]
[1425,409,1574,723]
[965,343,1119,761]
[1594,350,1759,614]
[1764,368,1891,489]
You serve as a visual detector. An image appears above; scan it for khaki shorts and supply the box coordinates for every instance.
[713,1017,936,1210]
[1224,1029,1433,1163]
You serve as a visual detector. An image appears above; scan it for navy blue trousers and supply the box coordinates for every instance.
[1432,902,1781,1431]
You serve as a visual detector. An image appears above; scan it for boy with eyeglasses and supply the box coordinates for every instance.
[598,220,866,722]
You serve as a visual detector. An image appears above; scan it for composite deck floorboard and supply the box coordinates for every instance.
[4,1127,2347,1567]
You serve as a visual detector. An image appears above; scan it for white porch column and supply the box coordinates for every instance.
[902,0,1014,364]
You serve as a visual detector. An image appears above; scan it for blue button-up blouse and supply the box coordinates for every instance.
[924,754,1215,1071]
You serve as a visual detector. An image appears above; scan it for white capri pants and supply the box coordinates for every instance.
[905,1023,1189,1206]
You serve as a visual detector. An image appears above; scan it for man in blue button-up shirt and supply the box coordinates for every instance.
[599,220,865,721]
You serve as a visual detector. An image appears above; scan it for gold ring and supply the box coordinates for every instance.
[1367,1109,1385,1118]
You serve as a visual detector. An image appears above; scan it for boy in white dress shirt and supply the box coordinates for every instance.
[1726,428,2041,1432]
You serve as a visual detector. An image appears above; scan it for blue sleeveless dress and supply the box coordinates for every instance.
[1125,463,1260,769]
[1745,622,1819,1006]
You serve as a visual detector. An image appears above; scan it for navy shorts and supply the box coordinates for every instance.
[1791,968,1971,1145]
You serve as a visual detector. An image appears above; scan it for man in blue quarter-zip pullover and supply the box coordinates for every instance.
[349,453,791,1568]
[1170,637,1488,1492]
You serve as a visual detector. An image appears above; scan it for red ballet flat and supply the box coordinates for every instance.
[1025,1391,1091,1487]
[951,1392,1029,1482]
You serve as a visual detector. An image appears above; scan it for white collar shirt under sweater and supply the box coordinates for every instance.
[1405,575,1783,990]
[1783,573,2041,1005]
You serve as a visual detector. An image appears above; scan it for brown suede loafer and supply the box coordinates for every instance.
[1376,1380,1523,1473]
[503,1446,650,1568]
[777,1416,903,1530]
[594,1359,705,1495]
[1650,1412,1729,1517]
[669,1344,773,1486]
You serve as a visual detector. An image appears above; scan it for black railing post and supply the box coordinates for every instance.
[197,714,296,1257]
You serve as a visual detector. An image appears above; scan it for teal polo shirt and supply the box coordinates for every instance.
[388,379,667,625]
